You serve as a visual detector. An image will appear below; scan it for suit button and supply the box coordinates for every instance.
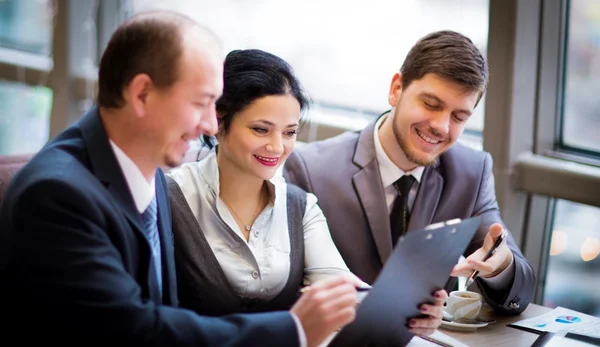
[252,271,259,279]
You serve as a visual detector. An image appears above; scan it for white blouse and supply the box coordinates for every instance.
[167,149,360,300]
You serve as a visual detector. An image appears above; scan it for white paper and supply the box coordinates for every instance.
[510,306,600,337]
[408,330,470,347]
[320,329,469,347]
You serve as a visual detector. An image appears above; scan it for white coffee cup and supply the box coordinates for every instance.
[445,290,482,321]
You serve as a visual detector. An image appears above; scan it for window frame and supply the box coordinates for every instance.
[491,0,600,306]
[553,0,600,161]
[0,0,124,141]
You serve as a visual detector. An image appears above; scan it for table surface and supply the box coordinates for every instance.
[442,303,552,346]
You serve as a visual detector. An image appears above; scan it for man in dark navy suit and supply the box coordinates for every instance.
[0,11,359,346]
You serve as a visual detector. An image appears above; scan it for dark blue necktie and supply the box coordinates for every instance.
[142,195,162,297]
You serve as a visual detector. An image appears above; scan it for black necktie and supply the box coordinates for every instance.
[390,175,416,246]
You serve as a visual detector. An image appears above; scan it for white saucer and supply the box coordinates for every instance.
[439,319,488,332]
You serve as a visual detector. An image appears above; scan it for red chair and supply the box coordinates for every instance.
[0,153,34,204]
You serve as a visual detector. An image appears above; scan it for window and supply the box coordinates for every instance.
[544,199,600,316]
[0,0,54,55]
[132,0,489,133]
[0,0,55,155]
[561,0,600,153]
[0,81,52,155]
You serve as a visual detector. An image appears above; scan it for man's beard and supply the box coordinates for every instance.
[392,112,439,167]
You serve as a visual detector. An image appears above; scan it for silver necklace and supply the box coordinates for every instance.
[221,190,264,232]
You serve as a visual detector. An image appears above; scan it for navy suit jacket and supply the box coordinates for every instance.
[0,107,298,346]
[284,116,535,315]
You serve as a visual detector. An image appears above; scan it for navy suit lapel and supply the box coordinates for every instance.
[352,116,393,265]
[408,162,443,232]
[155,172,177,306]
[78,106,145,233]
[79,106,170,303]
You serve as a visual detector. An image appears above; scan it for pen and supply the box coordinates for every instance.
[300,286,370,293]
[465,230,507,287]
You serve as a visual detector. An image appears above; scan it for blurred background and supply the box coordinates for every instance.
[0,0,598,316]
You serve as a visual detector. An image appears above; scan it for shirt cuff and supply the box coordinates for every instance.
[480,256,515,290]
[291,312,307,347]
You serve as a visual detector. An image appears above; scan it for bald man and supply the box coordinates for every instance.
[0,11,358,346]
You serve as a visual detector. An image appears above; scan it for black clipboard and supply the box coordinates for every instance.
[532,331,600,346]
[329,216,482,347]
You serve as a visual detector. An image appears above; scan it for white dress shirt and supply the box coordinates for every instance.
[168,149,364,347]
[373,116,425,214]
[109,140,155,213]
[373,115,514,288]
[168,149,359,298]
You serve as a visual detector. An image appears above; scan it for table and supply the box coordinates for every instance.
[442,303,552,346]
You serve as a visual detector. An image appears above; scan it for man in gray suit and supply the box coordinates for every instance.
[284,30,535,316]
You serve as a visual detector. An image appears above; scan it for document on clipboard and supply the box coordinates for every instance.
[329,216,482,347]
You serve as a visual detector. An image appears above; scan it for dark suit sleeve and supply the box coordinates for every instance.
[470,154,535,315]
[283,151,314,193]
[11,179,299,346]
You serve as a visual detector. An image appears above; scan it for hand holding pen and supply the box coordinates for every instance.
[450,223,514,283]
[465,228,507,287]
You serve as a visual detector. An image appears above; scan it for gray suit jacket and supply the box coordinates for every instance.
[284,118,535,315]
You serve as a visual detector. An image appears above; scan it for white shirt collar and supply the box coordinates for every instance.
[373,114,425,189]
[109,140,156,213]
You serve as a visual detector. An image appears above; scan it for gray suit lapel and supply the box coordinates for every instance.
[353,164,391,265]
[352,116,393,265]
[408,162,443,232]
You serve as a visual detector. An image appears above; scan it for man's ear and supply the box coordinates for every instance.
[124,73,153,118]
[388,72,403,107]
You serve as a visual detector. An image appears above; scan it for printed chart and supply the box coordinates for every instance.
[510,306,600,337]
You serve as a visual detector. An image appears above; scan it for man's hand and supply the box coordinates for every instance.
[407,289,447,336]
[451,223,513,279]
[291,275,360,347]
